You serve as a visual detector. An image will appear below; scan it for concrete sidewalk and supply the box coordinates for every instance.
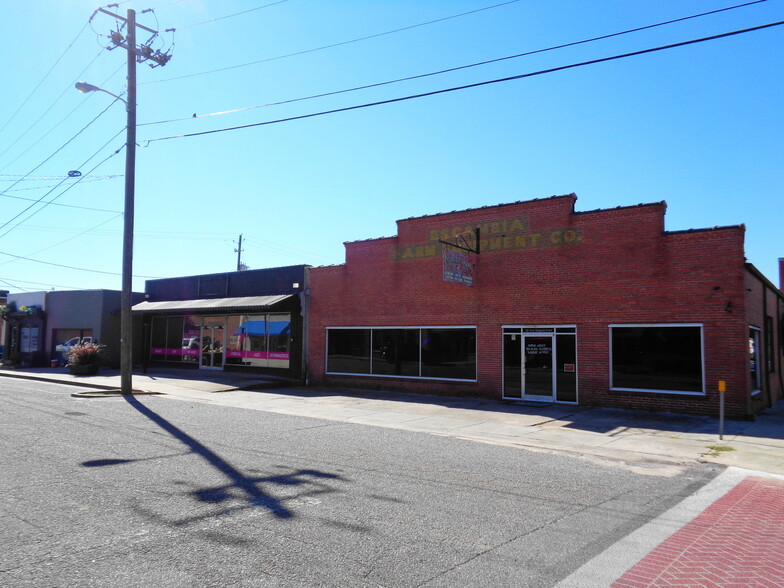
[2,366,783,476]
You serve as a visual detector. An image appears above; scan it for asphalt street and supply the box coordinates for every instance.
[0,379,720,587]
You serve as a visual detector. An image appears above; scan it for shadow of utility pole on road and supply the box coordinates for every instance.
[81,394,344,521]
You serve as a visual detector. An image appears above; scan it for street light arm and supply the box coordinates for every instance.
[74,81,127,106]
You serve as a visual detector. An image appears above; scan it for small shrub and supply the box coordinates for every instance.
[68,342,106,366]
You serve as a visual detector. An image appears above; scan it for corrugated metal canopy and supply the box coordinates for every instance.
[131,294,294,313]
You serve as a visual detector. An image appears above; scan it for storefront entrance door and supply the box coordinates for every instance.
[200,317,225,369]
[503,327,577,403]
[522,336,554,400]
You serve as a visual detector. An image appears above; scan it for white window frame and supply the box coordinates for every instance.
[609,323,706,396]
[325,325,477,382]
[501,325,578,404]
[749,326,762,394]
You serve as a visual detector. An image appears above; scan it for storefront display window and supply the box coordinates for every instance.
[421,328,476,380]
[224,313,291,368]
[326,329,370,374]
[371,328,420,377]
[182,315,200,362]
[610,324,704,394]
[150,316,188,362]
[327,327,476,381]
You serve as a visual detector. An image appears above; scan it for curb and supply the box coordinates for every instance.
[0,370,119,390]
[70,390,161,398]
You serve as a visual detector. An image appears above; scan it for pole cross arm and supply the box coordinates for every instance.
[99,7,171,67]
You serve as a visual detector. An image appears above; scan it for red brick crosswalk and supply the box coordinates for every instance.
[613,477,784,587]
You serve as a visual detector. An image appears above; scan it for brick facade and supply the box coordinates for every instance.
[308,195,782,418]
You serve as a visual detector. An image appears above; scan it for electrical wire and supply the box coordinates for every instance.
[0,249,162,279]
[1,190,121,214]
[145,0,522,85]
[0,97,122,202]
[0,213,124,269]
[243,236,336,262]
[139,0,770,127]
[0,129,126,240]
[0,173,119,181]
[142,19,784,145]
[0,277,31,293]
[0,61,126,171]
[0,276,85,291]
[166,0,289,30]
[0,18,91,139]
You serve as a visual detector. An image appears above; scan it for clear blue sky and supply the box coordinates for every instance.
[1,0,782,294]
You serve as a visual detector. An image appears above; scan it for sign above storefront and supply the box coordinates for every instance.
[392,214,582,262]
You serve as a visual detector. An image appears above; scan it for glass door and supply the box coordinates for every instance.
[522,336,554,401]
[503,333,522,399]
[200,316,225,369]
[503,327,577,403]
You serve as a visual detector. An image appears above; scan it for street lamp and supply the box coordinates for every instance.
[75,82,126,105]
[74,75,136,395]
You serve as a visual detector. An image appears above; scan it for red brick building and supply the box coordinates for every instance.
[308,194,783,418]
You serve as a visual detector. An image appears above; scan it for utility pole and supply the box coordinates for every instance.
[121,8,136,396]
[93,7,171,394]
[235,234,244,271]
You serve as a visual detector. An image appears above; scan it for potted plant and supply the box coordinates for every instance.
[67,342,106,375]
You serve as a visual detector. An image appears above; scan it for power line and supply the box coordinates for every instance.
[1,189,122,214]
[0,249,162,279]
[0,128,126,239]
[0,18,91,139]
[0,276,85,291]
[166,0,289,31]
[243,236,336,262]
[0,100,122,202]
[142,19,784,144]
[140,0,770,127]
[0,277,32,293]
[145,0,522,85]
[0,213,124,269]
[0,173,119,181]
[0,61,125,172]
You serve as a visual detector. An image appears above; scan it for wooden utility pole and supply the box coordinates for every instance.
[120,8,136,395]
[235,234,244,271]
[93,7,171,394]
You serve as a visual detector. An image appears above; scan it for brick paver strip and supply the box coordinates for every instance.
[613,476,784,587]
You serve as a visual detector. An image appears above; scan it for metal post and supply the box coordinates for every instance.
[120,9,137,395]
[718,380,726,440]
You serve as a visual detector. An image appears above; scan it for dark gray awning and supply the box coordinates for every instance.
[131,294,294,313]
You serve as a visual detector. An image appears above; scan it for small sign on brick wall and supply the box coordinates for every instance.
[442,247,474,286]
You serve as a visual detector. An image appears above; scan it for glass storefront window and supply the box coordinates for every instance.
[149,316,168,359]
[150,316,187,362]
[749,327,761,391]
[327,329,371,374]
[267,313,291,367]
[182,315,200,362]
[326,327,476,381]
[225,315,244,366]
[421,328,476,380]
[165,316,184,361]
[371,328,420,377]
[228,314,267,367]
[149,313,291,369]
[611,325,704,394]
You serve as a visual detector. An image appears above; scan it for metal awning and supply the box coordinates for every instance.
[131,294,294,313]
